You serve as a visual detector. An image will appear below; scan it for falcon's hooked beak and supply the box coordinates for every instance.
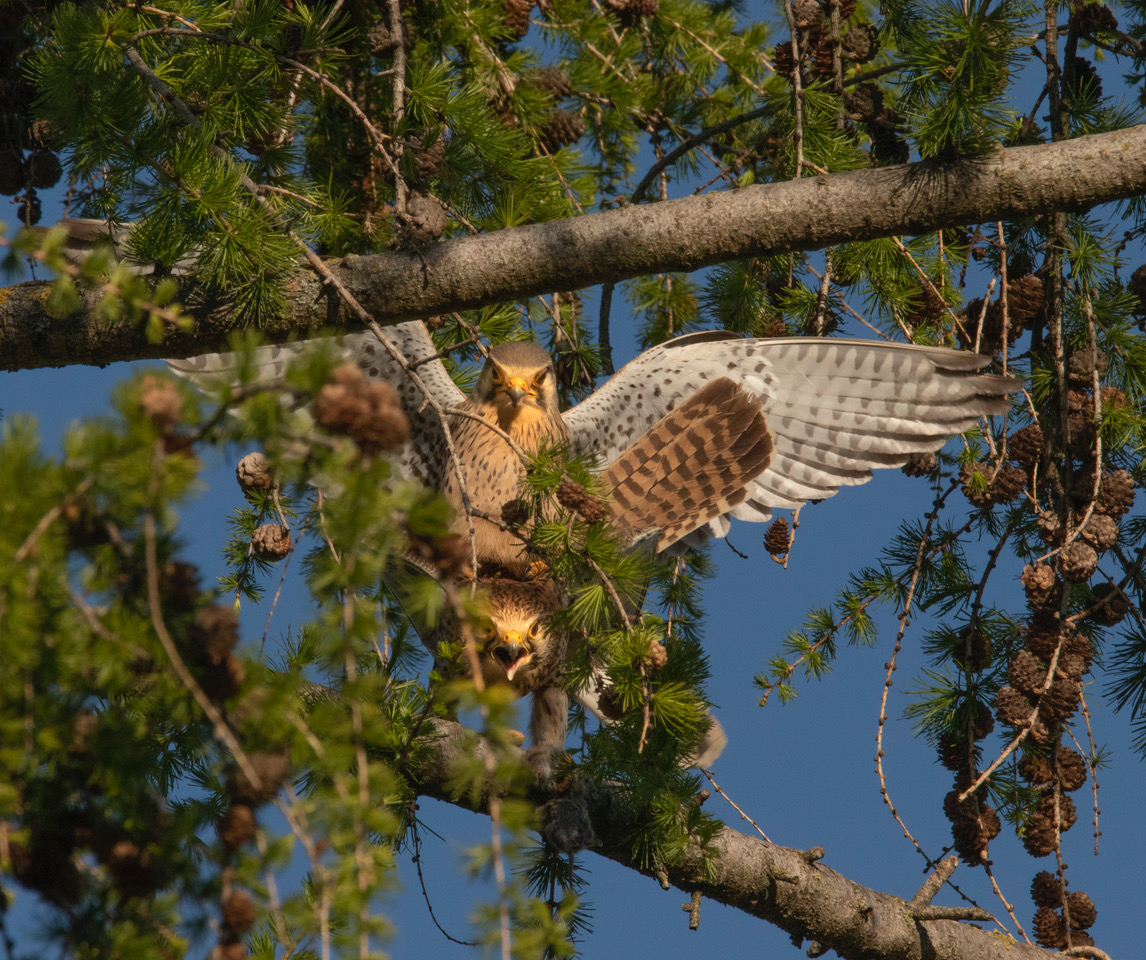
[487,629,532,681]
[504,376,529,405]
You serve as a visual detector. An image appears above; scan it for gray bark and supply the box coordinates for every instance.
[411,719,1062,960]
[3,124,1146,371]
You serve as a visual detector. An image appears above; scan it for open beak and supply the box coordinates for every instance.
[489,630,529,681]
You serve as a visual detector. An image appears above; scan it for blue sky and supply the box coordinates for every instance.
[4,217,1142,958]
[3,14,1145,958]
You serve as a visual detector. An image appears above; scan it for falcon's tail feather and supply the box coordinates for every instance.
[601,378,774,551]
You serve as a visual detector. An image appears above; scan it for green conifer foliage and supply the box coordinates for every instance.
[5,0,1146,956]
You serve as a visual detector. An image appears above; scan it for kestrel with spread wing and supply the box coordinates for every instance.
[172,319,1015,572]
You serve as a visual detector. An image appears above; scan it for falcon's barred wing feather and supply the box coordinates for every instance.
[601,378,773,551]
[167,321,464,486]
[564,333,1017,541]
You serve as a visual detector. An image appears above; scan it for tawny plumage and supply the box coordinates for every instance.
[170,321,1016,559]
[471,578,570,762]
[442,341,566,575]
[602,377,773,551]
[446,575,726,772]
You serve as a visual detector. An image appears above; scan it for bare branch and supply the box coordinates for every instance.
[6,126,1146,371]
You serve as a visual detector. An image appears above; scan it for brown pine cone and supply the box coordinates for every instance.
[1080,512,1118,552]
[502,0,534,39]
[1055,650,1088,682]
[1073,1,1118,35]
[313,365,411,455]
[995,685,1033,726]
[844,82,883,122]
[1030,870,1062,908]
[226,750,292,806]
[1041,674,1081,722]
[1129,263,1146,316]
[539,109,585,152]
[937,735,971,771]
[991,465,1027,502]
[236,452,274,495]
[1067,346,1108,385]
[1033,905,1067,948]
[841,22,878,62]
[1069,55,1102,100]
[221,889,257,934]
[1006,274,1045,328]
[1067,410,1097,458]
[605,0,658,21]
[188,606,239,666]
[1008,423,1043,469]
[1066,890,1097,929]
[159,560,201,611]
[905,283,948,326]
[1089,581,1129,626]
[901,451,937,477]
[252,523,292,561]
[970,700,994,740]
[951,804,1000,865]
[952,626,991,672]
[1036,509,1060,543]
[218,804,257,850]
[26,149,61,189]
[400,192,448,243]
[943,787,977,823]
[961,462,993,507]
[1100,384,1128,413]
[107,840,161,899]
[1024,609,1065,659]
[140,374,183,431]
[501,498,531,527]
[1021,563,1058,608]
[789,0,821,25]
[1059,541,1097,583]
[1022,811,1058,857]
[534,66,572,98]
[1055,746,1088,792]
[868,110,910,165]
[367,22,396,53]
[1097,469,1135,516]
[1036,791,1077,832]
[1009,649,1047,696]
[1018,752,1053,786]
[764,517,791,558]
[642,640,668,672]
[556,478,605,523]
[415,133,447,178]
[1063,631,1095,667]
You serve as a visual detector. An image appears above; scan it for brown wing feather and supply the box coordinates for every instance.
[601,378,774,550]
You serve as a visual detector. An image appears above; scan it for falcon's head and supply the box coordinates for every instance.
[473,342,560,427]
[476,578,561,691]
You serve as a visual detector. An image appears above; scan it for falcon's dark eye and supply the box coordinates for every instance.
[534,370,548,387]
[528,622,541,639]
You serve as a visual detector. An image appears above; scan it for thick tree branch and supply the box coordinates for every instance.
[4,124,1146,372]
[409,719,1062,960]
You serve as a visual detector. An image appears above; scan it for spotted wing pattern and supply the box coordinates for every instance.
[167,320,464,486]
[564,333,1015,540]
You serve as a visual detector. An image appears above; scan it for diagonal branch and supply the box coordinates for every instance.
[407,718,1066,960]
[5,124,1146,372]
